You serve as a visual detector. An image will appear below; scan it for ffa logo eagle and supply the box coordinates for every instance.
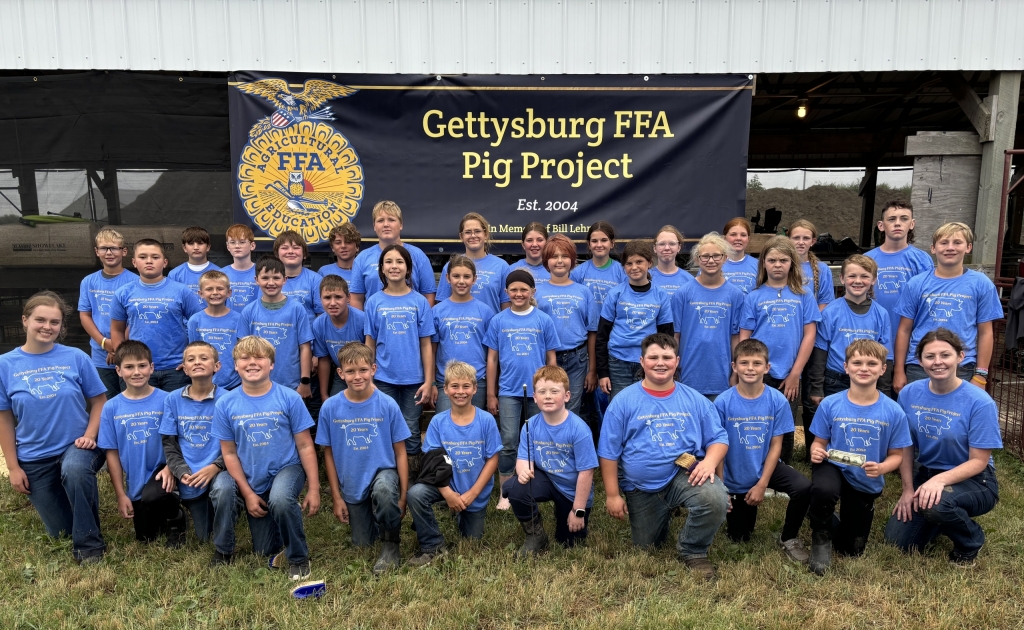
[235,78,364,245]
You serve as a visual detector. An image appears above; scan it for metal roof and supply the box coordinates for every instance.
[1,0,1022,74]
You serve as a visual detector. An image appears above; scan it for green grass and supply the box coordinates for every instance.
[3,453,1024,629]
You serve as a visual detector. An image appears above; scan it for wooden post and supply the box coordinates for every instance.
[858,165,878,248]
[975,72,1021,276]
[14,167,38,215]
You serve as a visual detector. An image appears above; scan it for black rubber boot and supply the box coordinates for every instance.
[809,529,832,576]
[517,515,549,557]
[374,528,402,575]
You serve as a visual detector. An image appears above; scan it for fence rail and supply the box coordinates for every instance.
[991,318,1024,458]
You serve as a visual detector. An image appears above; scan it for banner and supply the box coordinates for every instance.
[228,72,752,247]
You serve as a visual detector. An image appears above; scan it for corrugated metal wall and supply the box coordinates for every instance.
[1,0,1022,74]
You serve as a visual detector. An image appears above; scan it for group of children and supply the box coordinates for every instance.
[0,198,1004,581]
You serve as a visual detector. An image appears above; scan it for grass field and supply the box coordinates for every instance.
[2,451,1023,630]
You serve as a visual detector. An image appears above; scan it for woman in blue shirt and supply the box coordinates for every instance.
[364,245,436,471]
[0,292,108,564]
[434,212,510,312]
[885,328,1003,565]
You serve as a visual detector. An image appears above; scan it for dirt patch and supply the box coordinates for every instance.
[745,183,912,243]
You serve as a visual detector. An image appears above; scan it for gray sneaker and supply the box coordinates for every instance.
[778,535,810,564]
[408,545,446,568]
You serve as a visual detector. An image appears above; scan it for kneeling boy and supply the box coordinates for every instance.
[99,341,185,546]
[597,333,729,580]
[160,341,242,565]
[212,336,320,581]
[317,342,410,575]
[807,339,911,575]
[503,365,598,556]
[715,339,811,562]
[408,360,501,566]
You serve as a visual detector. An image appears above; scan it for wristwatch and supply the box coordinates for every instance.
[300,377,311,385]
[573,508,586,518]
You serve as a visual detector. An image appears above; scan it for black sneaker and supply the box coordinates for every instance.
[288,561,311,581]
[165,509,187,549]
[949,548,980,568]
[209,551,234,567]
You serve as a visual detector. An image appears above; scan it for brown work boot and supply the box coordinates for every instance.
[683,556,717,581]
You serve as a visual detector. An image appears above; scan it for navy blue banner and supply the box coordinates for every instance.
[228,73,752,247]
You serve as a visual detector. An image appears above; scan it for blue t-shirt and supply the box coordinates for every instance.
[0,345,107,461]
[77,269,138,367]
[188,310,242,390]
[222,265,259,311]
[431,298,496,382]
[364,291,435,385]
[809,391,912,494]
[597,382,729,492]
[283,268,324,324]
[893,270,1003,366]
[714,386,794,494]
[212,383,314,495]
[898,380,1003,471]
[509,260,551,286]
[535,281,599,350]
[159,386,222,500]
[864,245,935,335]
[317,263,354,284]
[111,278,203,371]
[168,261,221,307]
[571,259,627,309]
[237,298,314,389]
[722,256,759,294]
[98,389,169,502]
[350,243,437,300]
[312,309,367,367]
[650,267,694,297]
[483,308,560,397]
[815,299,894,373]
[517,412,598,505]
[314,389,411,503]
[802,260,835,307]
[672,281,745,395]
[740,285,821,379]
[435,254,510,313]
[423,408,502,512]
[601,283,673,363]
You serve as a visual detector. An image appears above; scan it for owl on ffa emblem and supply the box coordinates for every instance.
[236,79,365,245]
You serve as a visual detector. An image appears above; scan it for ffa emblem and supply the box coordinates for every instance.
[235,79,364,245]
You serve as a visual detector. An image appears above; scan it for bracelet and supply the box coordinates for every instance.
[975,368,989,377]
[971,375,988,385]
[100,338,108,351]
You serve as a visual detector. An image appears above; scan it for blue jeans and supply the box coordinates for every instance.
[244,464,309,564]
[181,471,242,555]
[97,367,122,399]
[823,369,850,398]
[18,445,106,561]
[407,483,486,552]
[622,468,729,559]
[905,362,975,384]
[557,345,589,415]
[503,468,591,547]
[328,370,347,397]
[434,378,487,414]
[884,465,998,559]
[121,368,190,393]
[346,468,403,547]
[608,356,642,401]
[497,396,540,476]
[375,380,424,455]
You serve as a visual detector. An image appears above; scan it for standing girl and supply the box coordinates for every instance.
[364,245,436,472]
[739,236,821,464]
[806,254,893,456]
[435,213,511,312]
[672,233,745,400]
[484,270,560,509]
[596,240,674,400]
[650,225,693,297]
[0,292,109,564]
[535,235,599,415]
[509,222,551,286]
[571,221,627,309]
[885,328,1002,565]
[722,218,760,294]
[789,219,834,310]
[431,255,496,413]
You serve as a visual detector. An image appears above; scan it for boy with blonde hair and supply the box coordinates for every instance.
[893,222,1002,392]
[79,228,137,398]
[188,270,242,390]
[223,224,259,310]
